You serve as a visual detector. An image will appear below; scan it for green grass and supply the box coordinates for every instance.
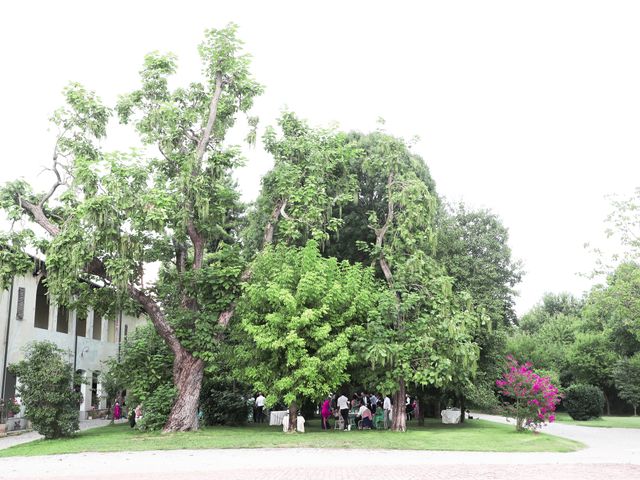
[554,412,640,428]
[0,418,582,457]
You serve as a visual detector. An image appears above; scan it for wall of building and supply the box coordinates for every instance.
[0,273,147,420]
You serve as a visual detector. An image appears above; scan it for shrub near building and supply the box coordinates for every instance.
[9,341,83,439]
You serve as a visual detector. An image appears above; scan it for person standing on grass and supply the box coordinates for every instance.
[383,394,392,429]
[321,397,332,430]
[255,393,266,423]
[113,401,121,421]
[337,392,349,431]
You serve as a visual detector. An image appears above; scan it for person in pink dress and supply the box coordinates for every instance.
[321,397,332,430]
[113,401,121,420]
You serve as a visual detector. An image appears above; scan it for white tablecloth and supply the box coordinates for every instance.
[441,408,461,424]
[269,410,288,426]
[282,414,305,433]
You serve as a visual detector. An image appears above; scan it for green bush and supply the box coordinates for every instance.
[114,325,174,430]
[199,376,249,426]
[563,384,604,420]
[8,341,83,439]
[135,383,176,431]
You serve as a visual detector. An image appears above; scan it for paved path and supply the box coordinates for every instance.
[0,415,638,479]
[0,419,112,450]
[474,411,640,464]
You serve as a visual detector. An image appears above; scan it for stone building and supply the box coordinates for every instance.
[0,263,147,425]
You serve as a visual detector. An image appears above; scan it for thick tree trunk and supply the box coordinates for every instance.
[163,348,205,432]
[604,393,611,416]
[459,395,465,424]
[288,401,298,433]
[391,379,407,432]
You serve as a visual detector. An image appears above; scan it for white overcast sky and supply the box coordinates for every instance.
[1,1,639,316]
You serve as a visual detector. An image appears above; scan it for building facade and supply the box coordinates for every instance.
[0,270,147,425]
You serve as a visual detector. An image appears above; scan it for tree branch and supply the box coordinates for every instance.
[263,199,286,246]
[39,142,65,207]
[195,72,225,168]
[18,198,60,237]
[373,172,395,288]
[127,284,181,354]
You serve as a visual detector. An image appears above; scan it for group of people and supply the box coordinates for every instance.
[321,392,416,431]
[111,400,143,428]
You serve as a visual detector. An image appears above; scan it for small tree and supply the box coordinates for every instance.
[496,356,562,431]
[8,341,82,439]
[613,354,640,416]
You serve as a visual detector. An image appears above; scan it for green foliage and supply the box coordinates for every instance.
[363,260,480,393]
[566,333,618,391]
[436,204,523,328]
[324,131,439,264]
[135,384,176,431]
[244,112,360,253]
[563,384,605,421]
[199,375,250,426]
[582,262,640,356]
[109,324,174,429]
[234,241,377,407]
[518,292,583,334]
[0,231,37,289]
[613,354,640,414]
[157,243,245,356]
[8,341,83,439]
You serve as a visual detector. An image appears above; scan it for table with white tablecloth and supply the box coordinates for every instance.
[441,408,461,424]
[269,410,288,426]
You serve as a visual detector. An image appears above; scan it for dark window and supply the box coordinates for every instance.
[16,287,25,320]
[76,316,86,337]
[92,313,102,341]
[91,372,100,408]
[56,306,69,333]
[34,280,49,329]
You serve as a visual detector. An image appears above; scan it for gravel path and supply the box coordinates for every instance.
[0,415,638,479]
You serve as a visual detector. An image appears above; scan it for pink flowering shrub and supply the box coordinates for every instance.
[496,356,562,431]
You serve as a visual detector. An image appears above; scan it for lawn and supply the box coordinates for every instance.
[0,418,582,457]
[554,412,640,428]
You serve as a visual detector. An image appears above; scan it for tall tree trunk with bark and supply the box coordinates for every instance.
[163,348,204,431]
[391,379,407,432]
[459,395,465,424]
[287,401,298,433]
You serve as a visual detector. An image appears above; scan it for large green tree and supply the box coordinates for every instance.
[234,241,377,431]
[355,133,479,431]
[0,24,262,431]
